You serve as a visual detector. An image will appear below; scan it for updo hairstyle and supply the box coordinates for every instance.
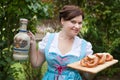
[59,5,84,21]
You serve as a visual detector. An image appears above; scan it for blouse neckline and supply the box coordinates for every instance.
[55,32,76,56]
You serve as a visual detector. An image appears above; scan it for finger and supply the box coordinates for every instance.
[27,31,35,40]
[27,31,33,36]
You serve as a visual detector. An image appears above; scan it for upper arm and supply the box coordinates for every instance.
[38,33,50,54]
[85,41,93,56]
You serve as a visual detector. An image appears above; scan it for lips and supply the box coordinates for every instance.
[72,28,79,33]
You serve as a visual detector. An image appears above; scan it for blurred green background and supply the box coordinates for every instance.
[0,0,120,80]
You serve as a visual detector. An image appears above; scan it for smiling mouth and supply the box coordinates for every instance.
[72,29,79,33]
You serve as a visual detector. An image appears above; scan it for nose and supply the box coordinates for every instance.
[75,23,80,28]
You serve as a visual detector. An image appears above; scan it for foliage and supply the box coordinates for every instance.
[0,46,15,80]
[81,0,120,76]
[110,38,120,61]
[0,0,120,79]
[53,0,120,77]
[81,0,119,52]
[0,0,53,80]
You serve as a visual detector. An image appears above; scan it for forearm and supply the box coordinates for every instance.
[30,41,37,67]
[30,41,45,68]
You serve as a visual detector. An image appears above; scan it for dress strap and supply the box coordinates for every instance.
[79,39,87,60]
[45,33,55,54]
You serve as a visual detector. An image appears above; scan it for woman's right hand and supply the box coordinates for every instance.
[27,31,36,45]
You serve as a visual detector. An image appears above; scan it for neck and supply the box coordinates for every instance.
[59,31,74,40]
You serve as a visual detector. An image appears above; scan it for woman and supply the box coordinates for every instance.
[28,5,93,80]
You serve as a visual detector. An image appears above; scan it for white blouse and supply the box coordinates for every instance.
[38,32,93,57]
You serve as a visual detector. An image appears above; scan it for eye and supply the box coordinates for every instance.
[78,22,82,25]
[71,20,76,24]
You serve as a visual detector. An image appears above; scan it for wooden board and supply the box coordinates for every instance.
[67,59,118,74]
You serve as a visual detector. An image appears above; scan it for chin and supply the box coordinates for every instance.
[72,33,78,36]
[74,31,79,35]
[71,31,79,36]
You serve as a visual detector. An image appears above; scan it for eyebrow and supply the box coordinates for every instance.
[71,20,82,23]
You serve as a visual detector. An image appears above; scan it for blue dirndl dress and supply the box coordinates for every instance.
[42,33,87,80]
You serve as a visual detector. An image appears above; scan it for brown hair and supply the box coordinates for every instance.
[59,5,84,21]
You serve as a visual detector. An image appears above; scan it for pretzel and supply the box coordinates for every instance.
[80,53,114,68]
[104,53,113,61]
[86,55,99,68]
[80,55,99,68]
[80,57,89,67]
[94,53,106,64]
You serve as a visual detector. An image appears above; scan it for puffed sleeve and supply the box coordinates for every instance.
[38,33,50,54]
[85,42,93,56]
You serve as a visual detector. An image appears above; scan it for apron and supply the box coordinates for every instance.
[42,33,87,80]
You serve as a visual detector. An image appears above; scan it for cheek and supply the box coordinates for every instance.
[63,23,73,28]
[80,24,82,29]
[66,22,73,26]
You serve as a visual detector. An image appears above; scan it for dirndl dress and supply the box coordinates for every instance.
[42,33,88,80]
